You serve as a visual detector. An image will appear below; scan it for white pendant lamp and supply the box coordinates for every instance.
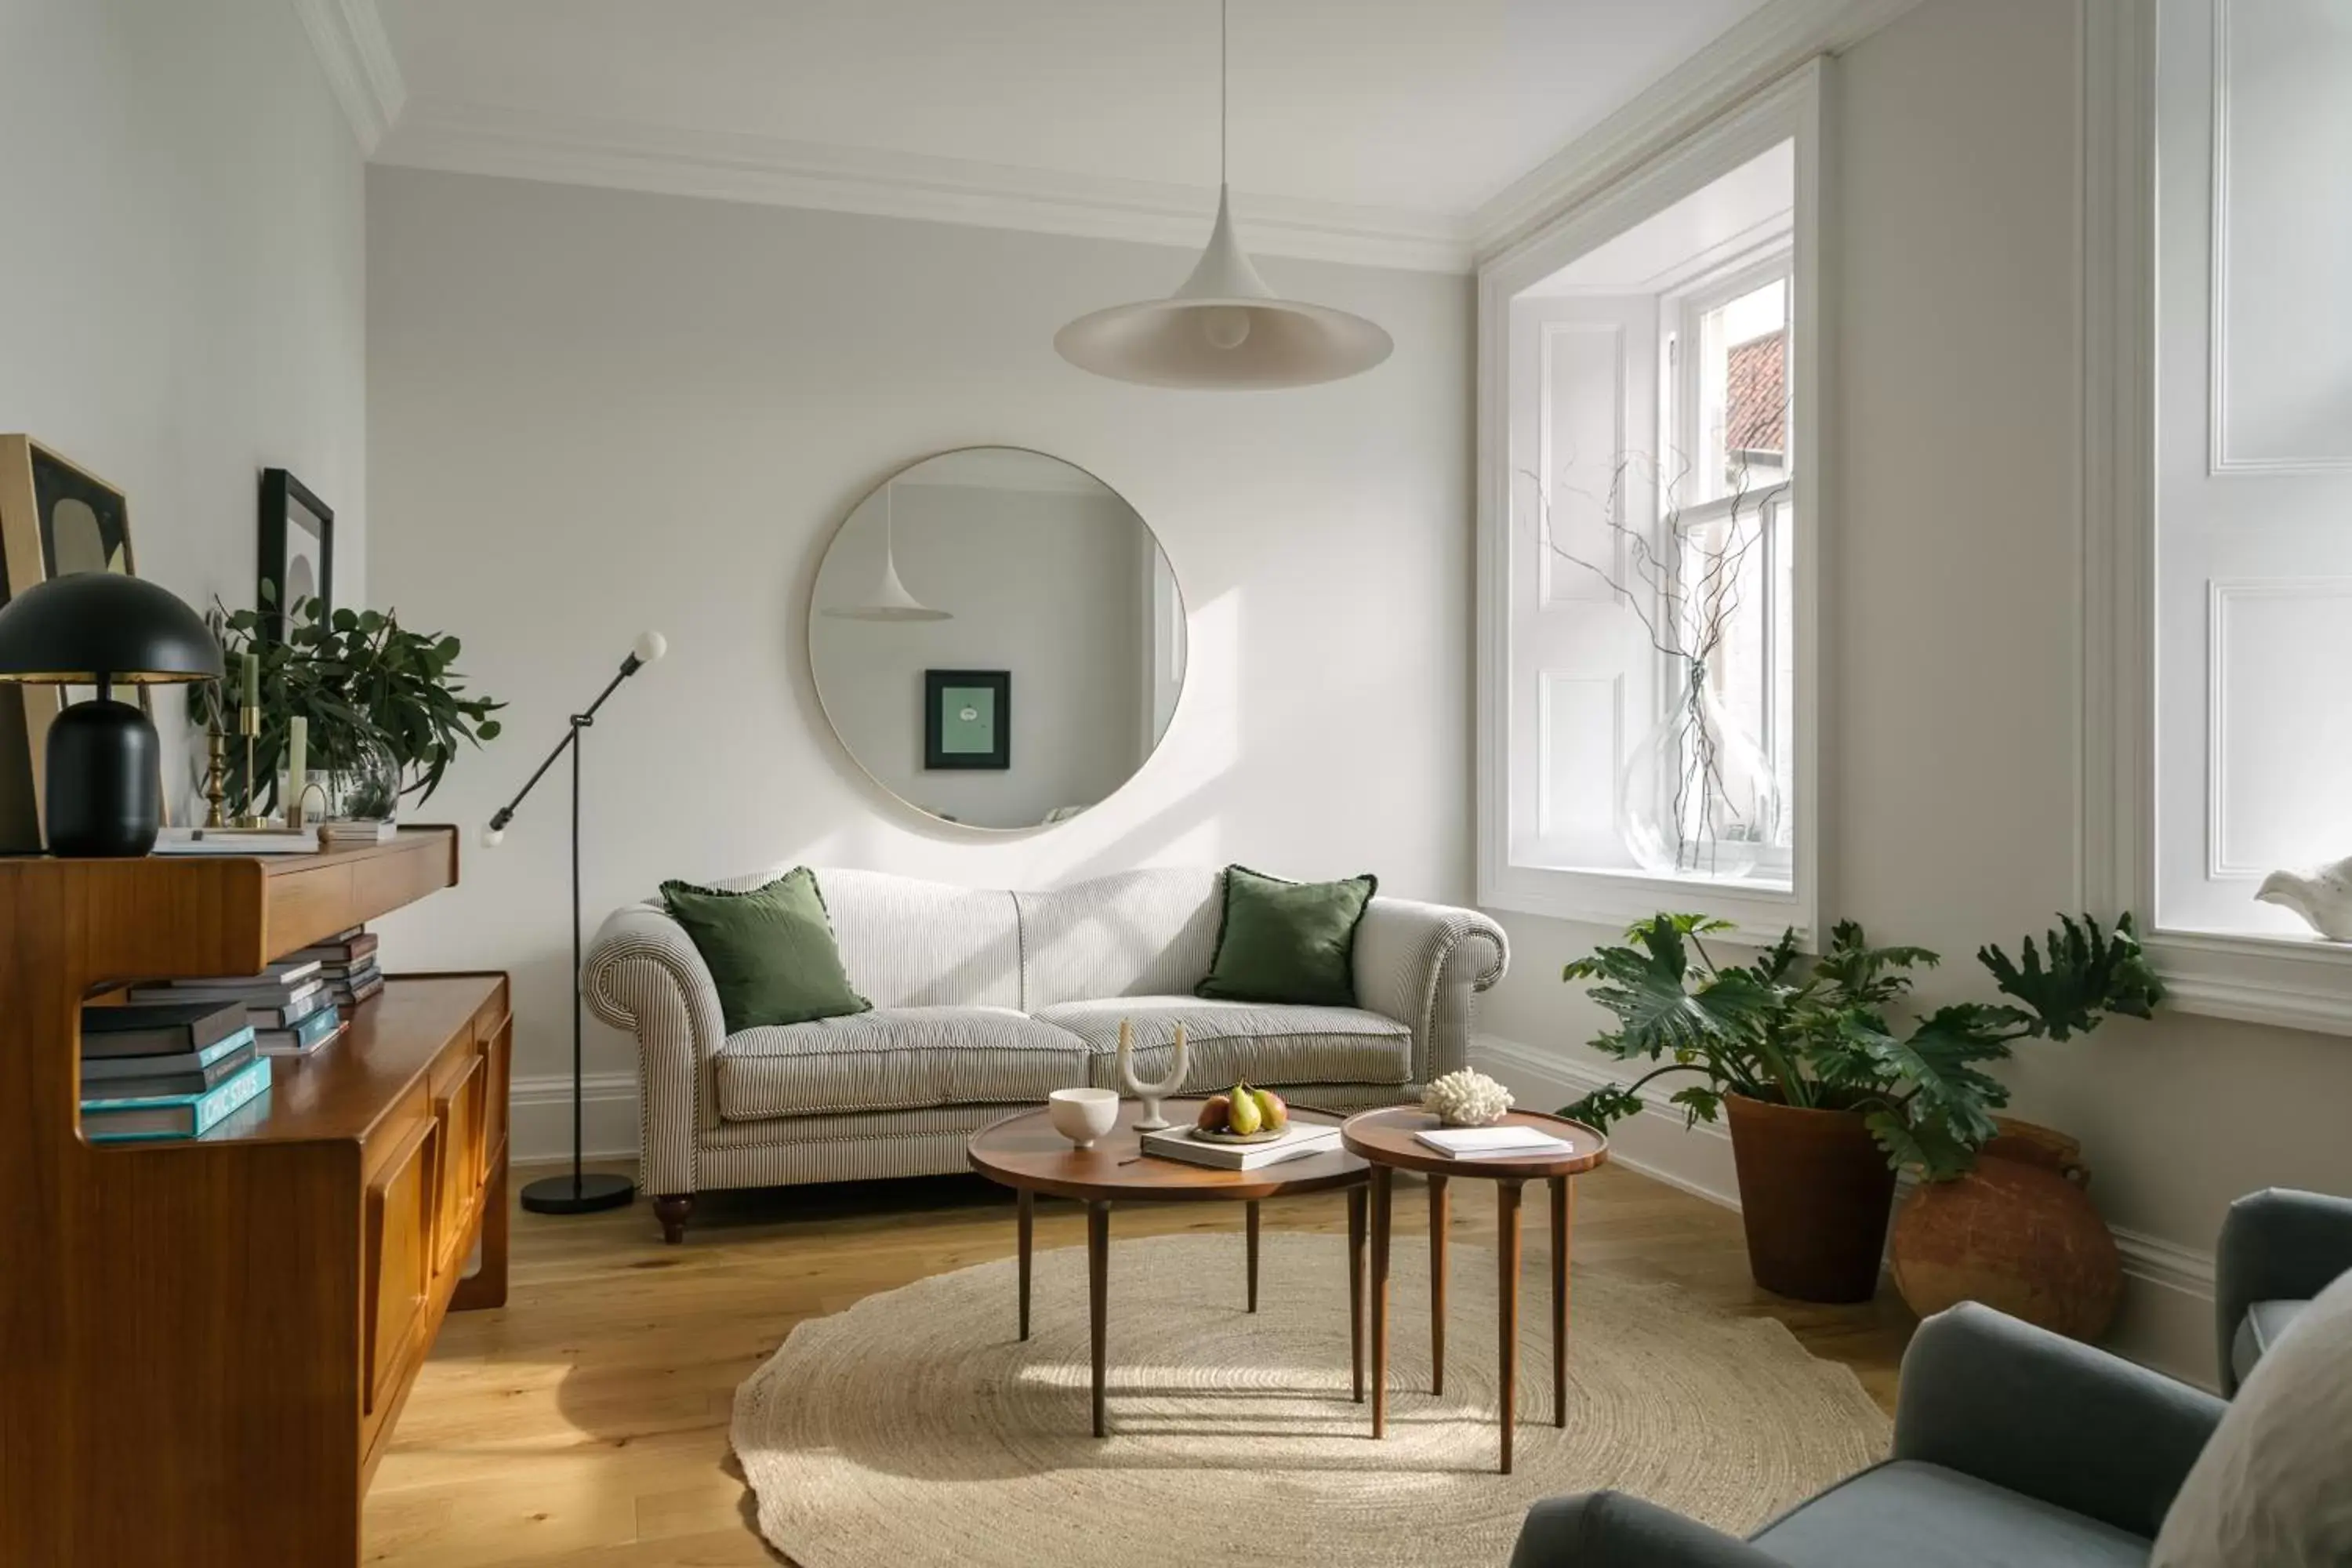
[821,480,950,622]
[1054,1,1392,390]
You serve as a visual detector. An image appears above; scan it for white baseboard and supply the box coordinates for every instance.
[1473,1033,2220,1390]
[508,1071,640,1167]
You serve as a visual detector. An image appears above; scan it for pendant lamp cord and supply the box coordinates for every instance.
[1219,0,1228,187]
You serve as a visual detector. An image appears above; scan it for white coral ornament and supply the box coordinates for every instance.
[1422,1069,1513,1127]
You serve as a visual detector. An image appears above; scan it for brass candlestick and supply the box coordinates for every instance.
[202,723,228,829]
[234,706,266,828]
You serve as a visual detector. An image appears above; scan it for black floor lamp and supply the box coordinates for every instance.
[484,630,667,1216]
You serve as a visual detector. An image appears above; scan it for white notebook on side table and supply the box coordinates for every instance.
[1414,1125,1574,1160]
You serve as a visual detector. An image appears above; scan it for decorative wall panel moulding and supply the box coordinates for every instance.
[294,0,405,156]
[375,96,1474,274]
[2205,0,2352,476]
[1469,0,1924,265]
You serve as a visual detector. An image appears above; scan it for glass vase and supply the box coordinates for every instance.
[1617,659,1783,880]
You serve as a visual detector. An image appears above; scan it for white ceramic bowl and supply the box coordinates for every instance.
[1047,1087,1121,1149]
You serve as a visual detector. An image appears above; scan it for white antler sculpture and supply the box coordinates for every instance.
[1114,1018,1189,1131]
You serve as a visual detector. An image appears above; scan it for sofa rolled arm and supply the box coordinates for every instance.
[1351,898,1509,1083]
[581,903,726,1196]
[1893,1301,2223,1540]
[2216,1186,2352,1393]
[1509,1493,1779,1568]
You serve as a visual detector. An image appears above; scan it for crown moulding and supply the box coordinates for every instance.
[306,0,1922,275]
[294,0,406,157]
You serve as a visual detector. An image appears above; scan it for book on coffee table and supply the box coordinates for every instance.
[1414,1125,1575,1160]
[1140,1121,1343,1171]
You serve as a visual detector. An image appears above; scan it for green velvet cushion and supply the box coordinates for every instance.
[659,868,872,1033]
[1195,865,1377,1007]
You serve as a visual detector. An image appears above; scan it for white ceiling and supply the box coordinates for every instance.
[336,0,1784,269]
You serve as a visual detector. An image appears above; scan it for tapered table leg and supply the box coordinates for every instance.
[1428,1172,1450,1396]
[1370,1165,1393,1438]
[1246,1199,1261,1313]
[1017,1188,1034,1341]
[1497,1178,1523,1475]
[1347,1185,1367,1403]
[1087,1200,1111,1438]
[1550,1175,1572,1427]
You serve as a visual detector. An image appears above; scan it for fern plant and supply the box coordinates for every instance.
[1559,913,2160,1179]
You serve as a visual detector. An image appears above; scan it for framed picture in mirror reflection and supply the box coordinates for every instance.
[924,670,1009,770]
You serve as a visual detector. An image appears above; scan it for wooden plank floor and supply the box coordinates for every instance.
[363,1160,1914,1566]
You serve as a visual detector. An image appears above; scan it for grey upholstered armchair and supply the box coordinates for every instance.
[2215,1186,2352,1395]
[1508,1302,2224,1568]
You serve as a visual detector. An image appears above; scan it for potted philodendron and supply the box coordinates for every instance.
[1559,913,2161,1304]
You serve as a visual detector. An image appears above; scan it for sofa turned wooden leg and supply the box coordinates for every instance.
[654,1194,695,1245]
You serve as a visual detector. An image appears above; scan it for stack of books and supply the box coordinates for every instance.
[1413,1124,1577,1160]
[1141,1120,1345,1171]
[296,927,383,1010]
[79,1000,273,1142]
[129,956,347,1058]
[320,819,398,848]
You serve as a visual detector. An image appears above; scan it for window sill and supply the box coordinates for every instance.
[1479,859,1807,943]
[2150,927,2352,1037]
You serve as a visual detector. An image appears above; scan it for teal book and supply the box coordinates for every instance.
[82,1056,274,1143]
[258,1001,343,1057]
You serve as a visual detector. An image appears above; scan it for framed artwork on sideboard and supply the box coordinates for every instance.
[258,467,334,638]
[0,435,162,851]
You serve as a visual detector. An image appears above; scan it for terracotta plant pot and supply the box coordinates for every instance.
[1889,1119,2122,1341]
[1724,1093,1898,1304]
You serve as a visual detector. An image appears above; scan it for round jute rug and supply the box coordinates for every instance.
[732,1232,1888,1567]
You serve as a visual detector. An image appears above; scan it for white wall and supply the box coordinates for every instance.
[811,480,1150,828]
[364,167,1472,1150]
[1479,0,2352,1386]
[0,0,368,806]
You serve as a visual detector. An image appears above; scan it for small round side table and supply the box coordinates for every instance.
[1340,1107,1608,1474]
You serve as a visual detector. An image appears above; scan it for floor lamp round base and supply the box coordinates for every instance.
[521,1171,637,1215]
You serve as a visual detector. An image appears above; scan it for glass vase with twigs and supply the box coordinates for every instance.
[1521,426,1790,881]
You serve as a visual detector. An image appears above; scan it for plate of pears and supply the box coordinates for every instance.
[1191,1083,1291,1145]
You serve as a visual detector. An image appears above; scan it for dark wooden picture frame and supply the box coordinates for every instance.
[257,467,334,639]
[924,670,1011,771]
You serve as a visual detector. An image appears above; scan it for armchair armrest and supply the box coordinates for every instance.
[1893,1301,2223,1540]
[1351,897,1508,1083]
[1510,1493,1780,1568]
[581,902,727,1196]
[2216,1187,2352,1393]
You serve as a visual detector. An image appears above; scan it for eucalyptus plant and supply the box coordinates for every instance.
[1559,913,2162,1179]
[203,586,503,815]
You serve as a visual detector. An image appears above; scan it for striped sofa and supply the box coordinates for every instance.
[582,866,1508,1242]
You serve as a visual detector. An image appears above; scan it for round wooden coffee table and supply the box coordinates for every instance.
[1341,1107,1608,1474]
[967,1099,1370,1437]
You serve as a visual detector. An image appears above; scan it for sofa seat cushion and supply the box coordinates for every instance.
[1751,1461,2150,1567]
[2229,1298,2310,1386]
[1036,996,1412,1092]
[714,1007,1089,1120]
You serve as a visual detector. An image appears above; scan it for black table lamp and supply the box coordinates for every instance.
[0,573,223,856]
[483,630,666,1216]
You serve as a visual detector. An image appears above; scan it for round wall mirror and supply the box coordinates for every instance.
[809,447,1187,830]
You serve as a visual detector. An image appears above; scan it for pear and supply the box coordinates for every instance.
[1225,1081,1263,1135]
[1254,1087,1289,1132]
[1196,1094,1230,1132]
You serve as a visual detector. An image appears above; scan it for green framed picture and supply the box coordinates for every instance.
[924,670,1009,770]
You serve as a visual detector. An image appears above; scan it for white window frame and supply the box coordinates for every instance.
[2083,0,2352,1035]
[1663,249,1797,882]
[1476,62,1826,942]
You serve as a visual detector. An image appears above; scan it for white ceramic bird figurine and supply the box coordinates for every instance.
[2256,856,2352,941]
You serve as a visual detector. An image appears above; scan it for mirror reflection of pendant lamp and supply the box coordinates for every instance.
[1054,0,1392,390]
[820,479,950,622]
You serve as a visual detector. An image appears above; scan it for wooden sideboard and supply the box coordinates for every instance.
[0,827,510,1566]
